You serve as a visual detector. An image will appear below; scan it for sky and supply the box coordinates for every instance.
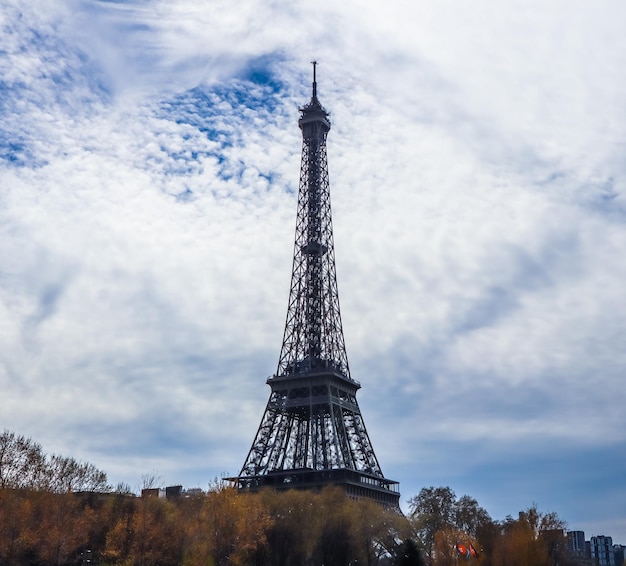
[1,0,626,544]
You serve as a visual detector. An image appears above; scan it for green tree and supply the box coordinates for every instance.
[408,487,456,560]
[454,495,492,539]
[408,486,494,565]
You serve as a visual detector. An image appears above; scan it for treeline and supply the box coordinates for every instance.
[0,431,109,493]
[407,486,577,566]
[0,484,411,566]
[0,483,582,566]
[0,431,581,566]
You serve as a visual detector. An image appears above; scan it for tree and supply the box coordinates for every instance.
[455,495,492,539]
[257,488,317,566]
[351,497,411,566]
[181,484,272,566]
[491,505,567,566]
[433,526,472,566]
[0,430,110,493]
[31,491,96,566]
[46,454,110,493]
[393,539,425,566]
[137,496,185,566]
[0,489,34,565]
[0,430,46,489]
[408,487,457,560]
[313,487,357,566]
[408,487,494,565]
[101,492,136,565]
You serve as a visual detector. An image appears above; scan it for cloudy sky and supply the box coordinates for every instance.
[2,0,626,543]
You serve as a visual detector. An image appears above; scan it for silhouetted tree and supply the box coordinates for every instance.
[455,494,492,538]
[0,430,46,489]
[393,539,425,566]
[0,430,110,493]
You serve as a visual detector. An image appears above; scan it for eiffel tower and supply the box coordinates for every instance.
[232,63,399,506]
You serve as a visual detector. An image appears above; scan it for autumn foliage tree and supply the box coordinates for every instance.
[407,487,571,566]
[0,432,578,566]
[0,488,33,565]
[491,505,570,566]
[252,485,408,566]
[0,481,576,566]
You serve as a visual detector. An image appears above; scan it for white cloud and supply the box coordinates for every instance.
[1,0,626,542]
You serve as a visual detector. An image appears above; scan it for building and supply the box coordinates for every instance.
[569,531,587,555]
[591,536,616,566]
[566,531,593,566]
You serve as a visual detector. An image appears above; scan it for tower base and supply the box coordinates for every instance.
[230,468,400,507]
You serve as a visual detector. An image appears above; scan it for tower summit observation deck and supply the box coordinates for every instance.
[231,64,399,506]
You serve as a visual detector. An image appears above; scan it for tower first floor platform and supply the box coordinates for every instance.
[230,468,400,507]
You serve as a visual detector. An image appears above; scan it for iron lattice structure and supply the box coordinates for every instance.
[233,64,399,506]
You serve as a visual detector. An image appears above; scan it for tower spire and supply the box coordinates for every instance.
[311,60,317,100]
[231,67,399,507]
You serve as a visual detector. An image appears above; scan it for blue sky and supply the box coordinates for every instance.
[1,0,626,543]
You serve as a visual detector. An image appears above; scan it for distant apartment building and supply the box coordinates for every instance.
[567,530,593,566]
[569,531,587,555]
[590,536,615,566]
[141,485,183,499]
[566,531,624,566]
[140,485,204,500]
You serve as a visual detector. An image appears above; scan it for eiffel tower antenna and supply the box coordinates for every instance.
[231,64,399,506]
[311,60,318,99]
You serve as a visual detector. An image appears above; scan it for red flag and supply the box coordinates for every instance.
[469,543,480,559]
